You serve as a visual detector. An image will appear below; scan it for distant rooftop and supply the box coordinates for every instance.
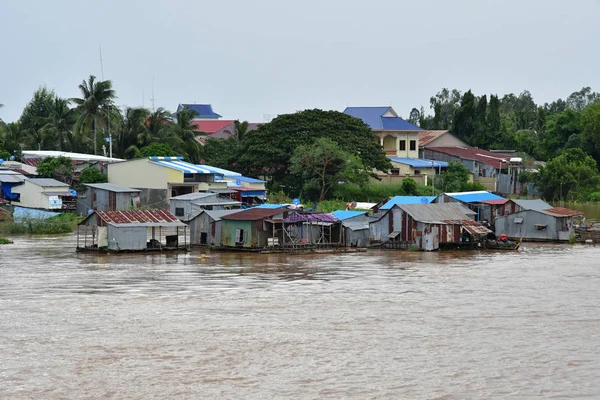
[344,106,422,131]
[22,150,124,163]
[177,104,222,119]
[84,183,140,193]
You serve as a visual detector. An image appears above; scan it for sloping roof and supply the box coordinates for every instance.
[22,150,124,163]
[512,199,552,210]
[84,183,140,193]
[171,192,217,201]
[332,210,368,221]
[418,130,451,147]
[221,207,287,221]
[283,212,338,223]
[223,176,265,183]
[343,107,422,131]
[88,210,183,226]
[148,156,217,174]
[380,196,436,210]
[191,120,234,134]
[253,204,287,209]
[388,157,449,168]
[199,209,240,222]
[25,178,69,187]
[0,174,26,183]
[539,207,583,217]
[178,104,222,118]
[445,191,506,203]
[427,147,509,169]
[398,203,477,223]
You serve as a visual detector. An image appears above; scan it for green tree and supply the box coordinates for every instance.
[135,142,176,158]
[40,96,74,151]
[239,109,391,195]
[440,161,471,192]
[200,137,240,169]
[79,167,108,184]
[233,120,250,142]
[408,108,420,127]
[19,87,55,149]
[169,107,202,164]
[580,100,600,162]
[429,88,462,129]
[452,90,476,144]
[0,139,10,160]
[71,75,117,155]
[401,178,418,195]
[537,148,600,201]
[473,94,488,147]
[487,94,501,137]
[116,107,150,158]
[36,156,74,184]
[290,137,370,201]
[544,109,582,159]
[1,122,24,155]
[566,87,600,111]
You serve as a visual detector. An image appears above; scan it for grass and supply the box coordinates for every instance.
[0,237,13,244]
[0,213,83,235]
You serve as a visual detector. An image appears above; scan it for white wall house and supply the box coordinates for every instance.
[11,178,72,210]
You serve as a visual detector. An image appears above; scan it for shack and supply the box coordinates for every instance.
[188,209,238,246]
[170,192,241,221]
[494,206,582,242]
[78,183,141,215]
[435,191,507,224]
[0,171,26,202]
[280,212,342,248]
[396,203,490,251]
[496,199,551,217]
[332,210,371,247]
[219,207,289,249]
[77,209,188,252]
[11,178,76,211]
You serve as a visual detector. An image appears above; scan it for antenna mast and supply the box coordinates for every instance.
[99,45,104,80]
[150,74,157,111]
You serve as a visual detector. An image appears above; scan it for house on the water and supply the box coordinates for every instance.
[77,183,141,215]
[11,178,76,211]
[170,192,242,221]
[496,199,551,217]
[280,212,343,248]
[219,207,289,249]
[435,191,507,224]
[187,209,239,246]
[494,205,582,242]
[332,210,371,247]
[77,210,188,252]
[393,203,490,251]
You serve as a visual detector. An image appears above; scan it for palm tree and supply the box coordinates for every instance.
[169,107,203,163]
[40,97,74,151]
[71,75,116,155]
[234,120,250,142]
[117,107,150,158]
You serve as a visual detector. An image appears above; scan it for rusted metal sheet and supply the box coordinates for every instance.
[96,209,179,224]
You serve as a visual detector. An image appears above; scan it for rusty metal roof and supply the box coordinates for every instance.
[221,207,287,221]
[418,130,450,146]
[97,210,180,224]
[461,220,492,235]
[540,207,583,217]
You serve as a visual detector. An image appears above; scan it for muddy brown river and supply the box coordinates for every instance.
[1,234,600,399]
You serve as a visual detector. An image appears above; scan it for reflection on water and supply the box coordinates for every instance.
[1,234,600,399]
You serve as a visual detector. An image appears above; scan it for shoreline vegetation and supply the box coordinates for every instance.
[0,213,82,235]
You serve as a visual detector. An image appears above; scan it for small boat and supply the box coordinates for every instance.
[485,232,521,250]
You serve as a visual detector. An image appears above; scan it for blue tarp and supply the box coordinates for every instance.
[13,206,62,223]
[1,182,20,200]
[380,196,436,210]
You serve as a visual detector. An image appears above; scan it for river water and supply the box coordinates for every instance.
[1,235,600,399]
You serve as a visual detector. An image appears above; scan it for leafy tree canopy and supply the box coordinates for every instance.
[36,156,74,184]
[439,161,475,192]
[238,109,391,193]
[290,137,370,201]
[79,167,107,184]
[135,142,176,158]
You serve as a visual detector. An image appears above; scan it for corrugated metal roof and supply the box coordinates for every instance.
[389,157,448,168]
[512,199,552,210]
[178,104,222,118]
[398,203,477,223]
[461,221,492,235]
[418,130,451,147]
[427,147,509,169]
[223,176,265,183]
[445,191,506,203]
[26,178,69,187]
[202,209,240,221]
[84,183,140,193]
[96,210,181,224]
[332,210,368,221]
[222,207,287,221]
[171,192,217,201]
[480,199,509,205]
[540,207,583,217]
[21,150,124,163]
[0,174,26,183]
[343,107,422,131]
[283,212,338,223]
[149,157,216,174]
[380,196,436,210]
[253,204,287,209]
[197,165,241,176]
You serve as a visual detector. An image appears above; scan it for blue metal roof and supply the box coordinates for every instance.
[253,204,284,209]
[228,176,265,183]
[389,157,449,168]
[178,104,222,118]
[149,157,215,174]
[380,196,436,210]
[343,107,422,130]
[332,210,367,221]
[445,191,506,203]
[197,165,241,176]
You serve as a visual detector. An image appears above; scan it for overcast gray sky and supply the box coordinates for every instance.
[1,0,599,123]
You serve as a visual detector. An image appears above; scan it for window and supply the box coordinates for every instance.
[235,229,245,244]
[414,169,421,175]
[514,217,524,224]
[175,207,184,217]
[391,168,400,175]
[410,140,416,151]
[535,224,547,231]
[399,140,406,151]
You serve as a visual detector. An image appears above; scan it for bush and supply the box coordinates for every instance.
[0,213,82,235]
[0,237,13,244]
[80,167,107,184]
[590,192,600,203]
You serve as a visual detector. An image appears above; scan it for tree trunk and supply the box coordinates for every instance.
[93,115,97,155]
